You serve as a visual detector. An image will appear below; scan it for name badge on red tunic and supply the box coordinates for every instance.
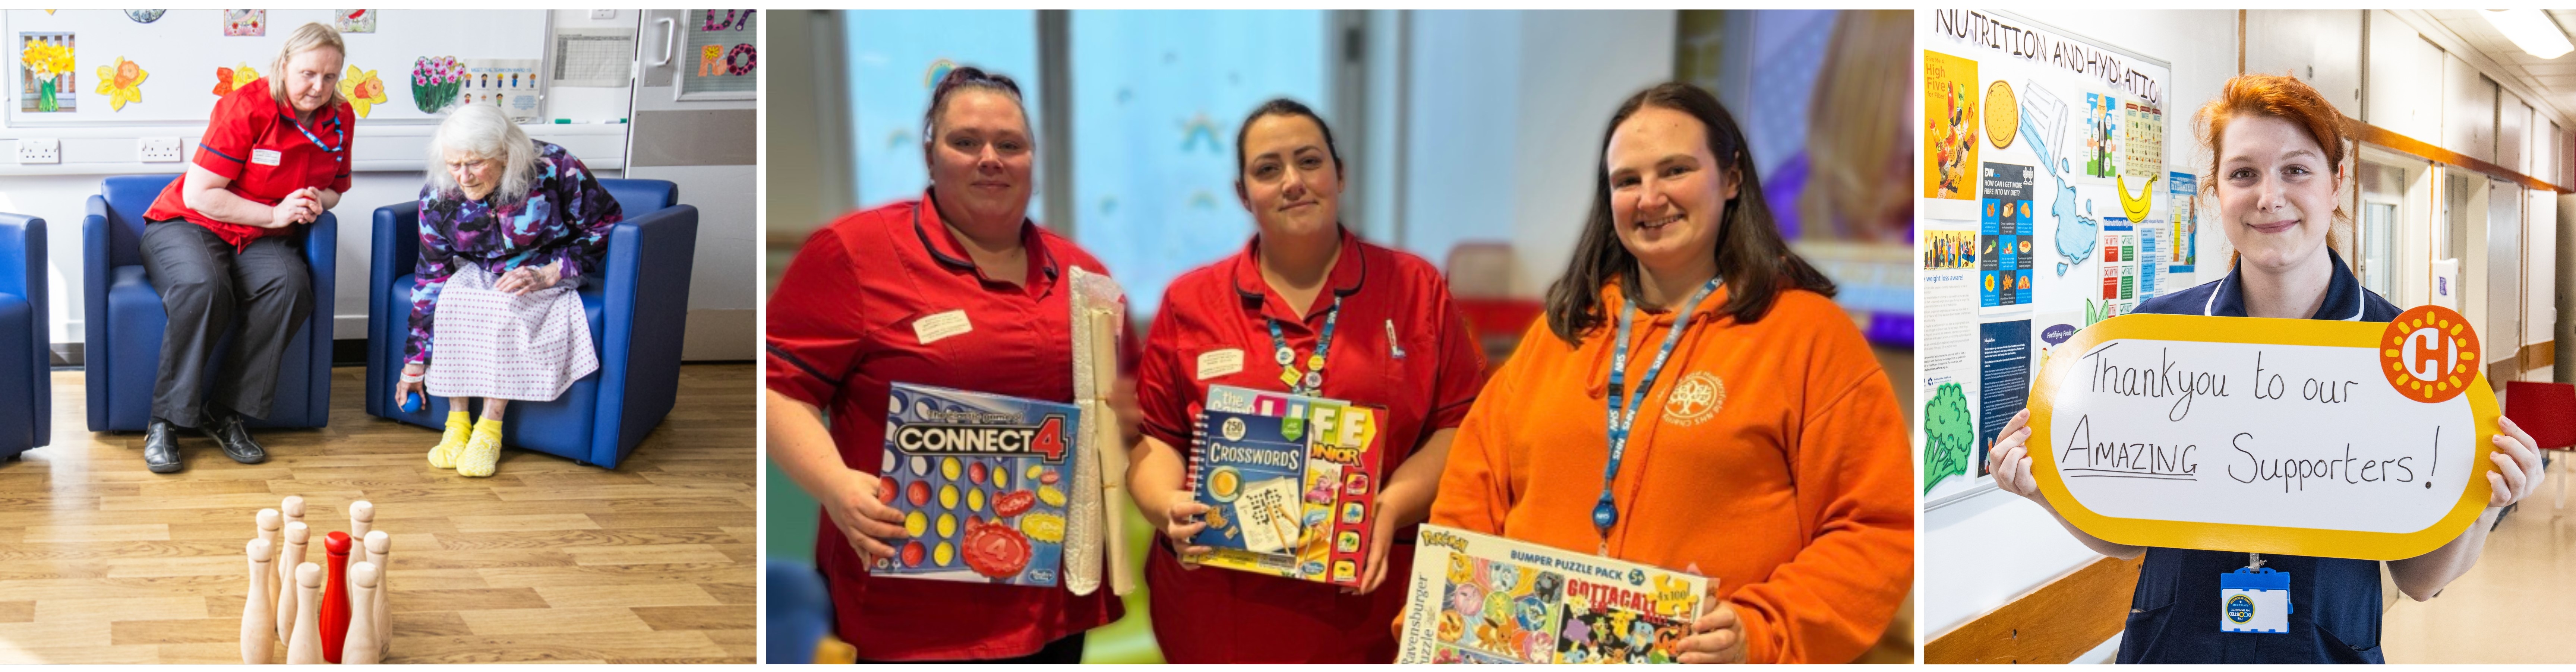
[251,148,282,166]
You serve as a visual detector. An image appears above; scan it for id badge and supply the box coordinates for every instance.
[2218,567,2290,633]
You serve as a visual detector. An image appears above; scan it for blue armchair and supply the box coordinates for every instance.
[364,179,698,470]
[84,175,336,432]
[0,213,48,458]
[765,560,834,664]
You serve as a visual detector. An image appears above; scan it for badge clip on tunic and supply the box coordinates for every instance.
[1268,295,1343,397]
[2219,558,2291,634]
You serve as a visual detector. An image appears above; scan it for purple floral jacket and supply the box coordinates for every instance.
[405,140,623,366]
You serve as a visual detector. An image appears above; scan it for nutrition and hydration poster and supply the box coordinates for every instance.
[1917,10,2178,503]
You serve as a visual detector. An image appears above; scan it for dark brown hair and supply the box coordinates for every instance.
[1543,82,1836,345]
[919,65,1029,158]
[1233,98,1344,181]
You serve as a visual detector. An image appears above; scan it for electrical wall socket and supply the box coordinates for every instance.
[16,138,58,165]
[589,9,616,19]
[138,137,183,163]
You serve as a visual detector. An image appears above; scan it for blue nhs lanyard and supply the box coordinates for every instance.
[1267,289,1349,394]
[1594,277,1720,543]
[1265,294,1342,397]
[287,109,345,155]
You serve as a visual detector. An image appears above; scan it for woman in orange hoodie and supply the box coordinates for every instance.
[1429,82,1913,663]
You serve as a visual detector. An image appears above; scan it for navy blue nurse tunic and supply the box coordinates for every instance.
[2118,248,2403,664]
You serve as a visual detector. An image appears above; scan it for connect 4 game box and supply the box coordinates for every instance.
[1187,384,1383,587]
[1396,525,1707,664]
[872,383,1080,586]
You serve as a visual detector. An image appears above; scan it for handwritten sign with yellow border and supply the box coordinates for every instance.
[2027,306,2498,560]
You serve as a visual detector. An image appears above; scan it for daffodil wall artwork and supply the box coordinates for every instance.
[94,56,143,112]
[339,64,385,117]
[212,62,259,98]
[18,32,75,112]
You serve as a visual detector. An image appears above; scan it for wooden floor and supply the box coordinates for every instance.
[0,365,755,664]
[2384,475,2576,664]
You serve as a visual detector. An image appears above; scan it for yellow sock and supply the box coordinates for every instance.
[426,411,470,469]
[457,418,504,478]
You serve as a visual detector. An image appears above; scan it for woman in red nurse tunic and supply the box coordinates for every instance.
[1127,98,1487,663]
[133,22,353,473]
[765,66,1122,663]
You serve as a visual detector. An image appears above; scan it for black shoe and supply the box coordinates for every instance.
[144,420,183,473]
[199,411,268,465]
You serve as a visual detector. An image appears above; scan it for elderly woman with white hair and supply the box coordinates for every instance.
[392,102,624,477]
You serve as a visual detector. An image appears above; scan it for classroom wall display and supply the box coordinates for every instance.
[18,31,74,112]
[212,61,258,97]
[676,9,753,101]
[2023,306,2500,560]
[94,55,144,112]
[334,10,375,34]
[224,10,265,37]
[463,58,540,123]
[337,64,383,117]
[4,9,547,125]
[409,55,460,113]
[1918,10,2181,504]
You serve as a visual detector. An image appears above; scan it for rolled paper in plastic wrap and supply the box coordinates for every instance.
[1061,266,1125,596]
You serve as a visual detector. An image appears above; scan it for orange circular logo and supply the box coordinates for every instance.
[2379,305,2480,404]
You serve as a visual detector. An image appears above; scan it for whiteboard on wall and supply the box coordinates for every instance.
[6,9,548,126]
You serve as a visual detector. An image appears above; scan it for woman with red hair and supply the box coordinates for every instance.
[1983,74,2544,663]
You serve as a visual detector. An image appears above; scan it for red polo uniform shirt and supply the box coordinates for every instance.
[144,77,354,251]
[765,193,1123,661]
[1134,228,1485,662]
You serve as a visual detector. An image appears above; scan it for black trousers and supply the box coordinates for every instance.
[138,219,311,427]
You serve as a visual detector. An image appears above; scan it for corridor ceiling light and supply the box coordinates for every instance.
[2485,9,2573,60]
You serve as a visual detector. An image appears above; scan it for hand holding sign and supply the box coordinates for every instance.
[2485,417,2545,508]
[2022,306,2507,560]
[1984,408,2042,501]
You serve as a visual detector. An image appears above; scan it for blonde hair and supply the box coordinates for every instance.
[267,22,347,110]
[426,103,538,204]
[1798,10,1912,242]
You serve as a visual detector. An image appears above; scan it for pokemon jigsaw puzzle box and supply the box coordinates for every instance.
[1397,525,1707,664]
